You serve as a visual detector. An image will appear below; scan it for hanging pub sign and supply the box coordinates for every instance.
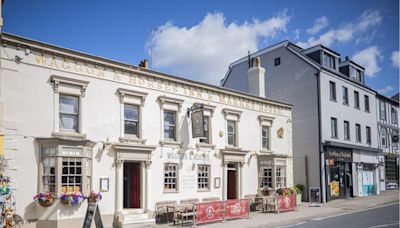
[392,134,399,143]
[191,110,205,138]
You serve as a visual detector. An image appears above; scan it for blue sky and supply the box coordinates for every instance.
[3,0,399,96]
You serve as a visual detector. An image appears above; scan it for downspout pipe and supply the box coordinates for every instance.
[315,71,326,203]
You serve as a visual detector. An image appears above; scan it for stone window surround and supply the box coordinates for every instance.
[51,75,89,139]
[118,88,148,144]
[223,108,242,149]
[258,115,274,153]
[158,96,184,147]
[37,138,94,195]
[194,103,216,149]
[257,154,288,190]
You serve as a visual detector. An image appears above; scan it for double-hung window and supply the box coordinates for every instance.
[227,120,237,146]
[342,86,349,105]
[356,124,361,142]
[344,121,350,140]
[124,104,139,136]
[391,107,397,124]
[331,118,338,138]
[381,128,387,148]
[164,163,178,192]
[261,126,270,150]
[380,101,386,121]
[364,95,370,112]
[329,81,336,101]
[59,95,79,132]
[366,126,371,145]
[354,91,360,109]
[164,111,177,141]
[197,165,210,191]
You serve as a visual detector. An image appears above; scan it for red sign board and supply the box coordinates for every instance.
[277,194,297,212]
[195,201,223,224]
[224,199,249,219]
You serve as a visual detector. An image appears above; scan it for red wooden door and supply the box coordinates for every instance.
[131,163,141,208]
[123,162,141,208]
[227,169,237,199]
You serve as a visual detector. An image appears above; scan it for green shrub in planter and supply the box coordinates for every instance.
[294,184,304,205]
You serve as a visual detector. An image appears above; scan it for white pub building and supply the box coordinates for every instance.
[0,33,293,227]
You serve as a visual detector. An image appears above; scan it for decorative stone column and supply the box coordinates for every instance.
[115,160,124,221]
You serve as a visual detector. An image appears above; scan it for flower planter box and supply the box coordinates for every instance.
[277,194,296,212]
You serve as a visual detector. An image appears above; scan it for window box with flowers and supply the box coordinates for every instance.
[59,192,85,206]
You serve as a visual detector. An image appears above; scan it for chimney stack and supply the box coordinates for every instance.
[247,57,266,97]
[345,56,349,61]
[139,59,149,69]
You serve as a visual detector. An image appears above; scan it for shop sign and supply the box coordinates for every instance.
[195,201,223,224]
[224,199,249,219]
[191,110,205,138]
[326,148,352,162]
[277,194,296,212]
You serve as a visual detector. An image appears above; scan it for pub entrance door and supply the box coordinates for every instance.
[123,162,141,208]
[227,164,237,199]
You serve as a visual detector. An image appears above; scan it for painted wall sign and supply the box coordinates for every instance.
[191,110,205,138]
[25,51,291,117]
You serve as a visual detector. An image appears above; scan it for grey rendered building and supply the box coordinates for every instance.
[221,41,382,202]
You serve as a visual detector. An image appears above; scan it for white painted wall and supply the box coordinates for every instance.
[0,38,293,225]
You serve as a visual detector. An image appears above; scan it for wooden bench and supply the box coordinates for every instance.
[177,199,199,226]
[202,197,220,202]
[154,200,177,224]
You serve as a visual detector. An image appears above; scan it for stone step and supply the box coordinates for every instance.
[121,209,145,215]
[122,218,155,226]
[123,213,149,221]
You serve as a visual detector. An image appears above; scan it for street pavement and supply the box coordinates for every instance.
[124,190,399,228]
[273,203,399,228]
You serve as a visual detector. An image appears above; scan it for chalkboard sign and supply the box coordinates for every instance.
[309,187,321,207]
[83,203,103,228]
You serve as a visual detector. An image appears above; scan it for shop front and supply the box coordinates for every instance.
[324,147,353,201]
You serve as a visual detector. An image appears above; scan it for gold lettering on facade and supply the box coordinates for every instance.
[61,58,71,70]
[207,91,213,101]
[113,72,121,81]
[128,75,137,84]
[138,77,145,86]
[74,63,83,73]
[86,65,95,75]
[35,54,47,65]
[48,56,59,69]
[172,83,178,93]
[147,78,155,89]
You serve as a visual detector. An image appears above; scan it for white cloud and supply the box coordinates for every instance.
[377,86,394,95]
[306,16,329,35]
[146,11,290,85]
[391,51,399,68]
[352,46,383,77]
[297,10,382,48]
[293,28,301,40]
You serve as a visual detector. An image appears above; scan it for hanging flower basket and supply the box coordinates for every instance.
[87,191,102,203]
[59,192,85,206]
[259,186,273,196]
[34,192,55,207]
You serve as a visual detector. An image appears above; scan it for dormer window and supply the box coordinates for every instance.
[350,67,362,82]
[322,52,336,69]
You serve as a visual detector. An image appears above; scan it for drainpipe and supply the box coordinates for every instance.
[315,71,326,203]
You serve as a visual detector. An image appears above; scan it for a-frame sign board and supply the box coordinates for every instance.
[83,203,103,228]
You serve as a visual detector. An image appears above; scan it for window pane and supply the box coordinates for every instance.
[124,104,138,121]
[125,120,138,135]
[164,126,175,139]
[227,121,235,133]
[60,114,78,131]
[164,111,176,125]
[59,95,79,114]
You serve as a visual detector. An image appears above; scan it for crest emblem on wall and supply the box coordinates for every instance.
[277,127,284,138]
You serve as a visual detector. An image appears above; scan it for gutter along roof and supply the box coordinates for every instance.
[1,32,293,108]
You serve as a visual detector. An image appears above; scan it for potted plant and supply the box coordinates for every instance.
[34,192,55,207]
[259,186,274,196]
[87,191,102,203]
[59,192,85,206]
[294,184,304,205]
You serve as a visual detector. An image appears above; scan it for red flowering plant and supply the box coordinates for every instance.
[87,191,102,203]
[33,192,55,207]
[59,192,85,206]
